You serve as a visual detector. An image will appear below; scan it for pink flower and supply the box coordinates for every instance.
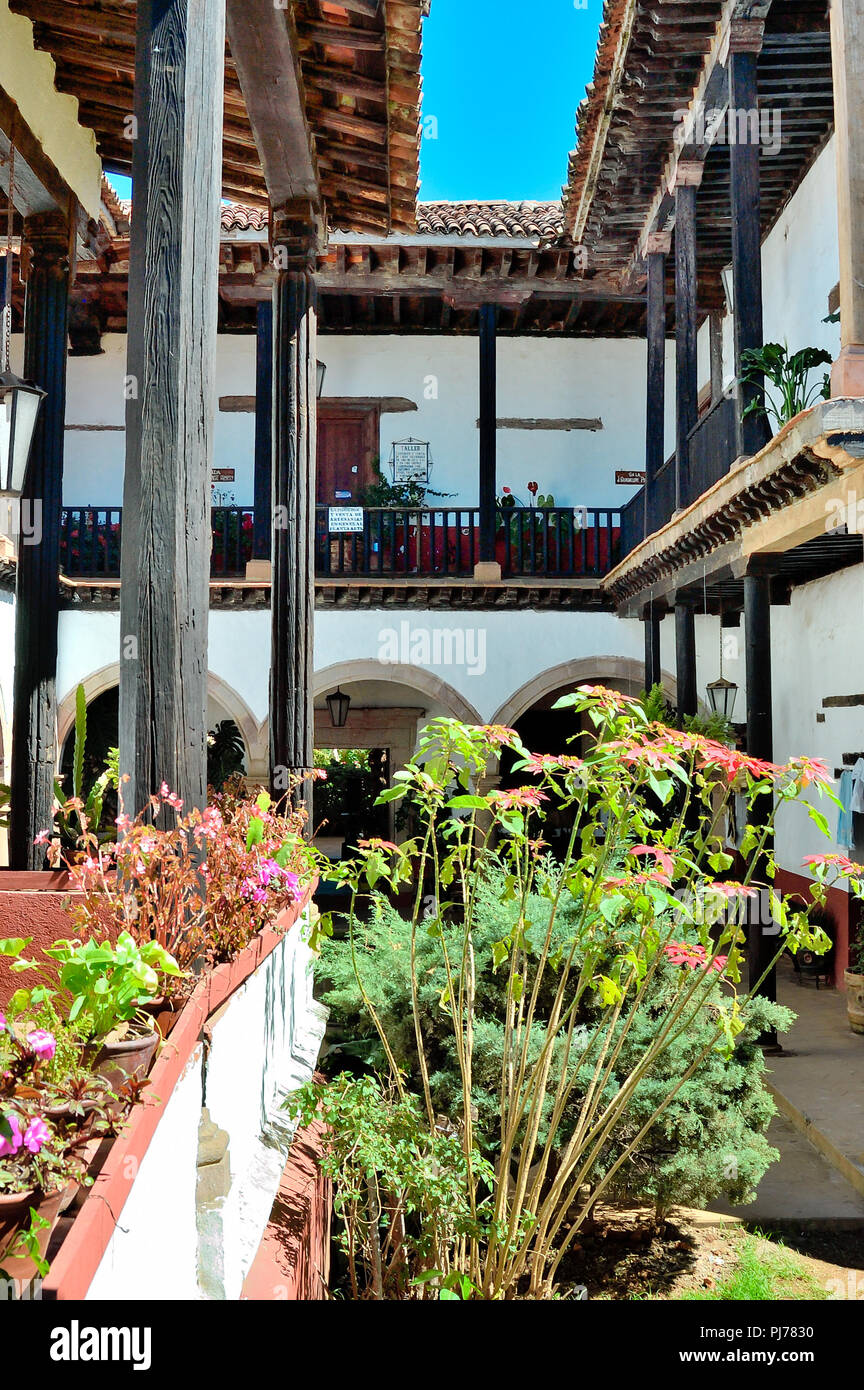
[257,858,284,887]
[492,786,548,811]
[159,781,170,798]
[0,1013,6,1033]
[26,1029,56,1062]
[663,941,727,975]
[23,1117,49,1154]
[34,829,50,846]
[0,1113,23,1157]
[631,844,675,877]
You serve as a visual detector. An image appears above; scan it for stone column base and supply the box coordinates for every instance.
[831,345,864,398]
[245,558,272,581]
[473,560,502,583]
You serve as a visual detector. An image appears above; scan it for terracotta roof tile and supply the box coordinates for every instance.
[218,200,565,242]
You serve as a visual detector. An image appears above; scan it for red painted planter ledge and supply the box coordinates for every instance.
[43,883,317,1301]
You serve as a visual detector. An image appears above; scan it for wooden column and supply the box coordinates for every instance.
[252,299,273,563]
[744,566,777,1040]
[709,310,724,405]
[729,24,770,455]
[269,224,318,804]
[830,0,864,395]
[9,211,70,868]
[674,171,700,511]
[674,596,697,719]
[643,603,663,693]
[645,232,669,535]
[119,0,225,819]
[476,302,499,576]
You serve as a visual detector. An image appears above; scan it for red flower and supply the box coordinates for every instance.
[492,786,548,811]
[631,843,675,877]
[664,941,727,974]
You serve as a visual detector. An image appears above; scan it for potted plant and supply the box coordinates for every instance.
[0,931,183,1090]
[845,921,864,1035]
[0,1009,113,1262]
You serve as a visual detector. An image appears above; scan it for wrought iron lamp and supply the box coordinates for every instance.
[326,687,350,728]
[706,624,738,720]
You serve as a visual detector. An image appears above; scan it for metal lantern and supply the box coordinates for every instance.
[326,687,350,728]
[316,361,327,398]
[0,369,45,496]
[706,674,738,721]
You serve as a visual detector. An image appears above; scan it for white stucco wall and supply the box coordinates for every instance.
[51,331,677,514]
[87,909,327,1301]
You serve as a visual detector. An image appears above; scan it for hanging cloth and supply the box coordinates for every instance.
[851,758,864,816]
[837,768,854,848]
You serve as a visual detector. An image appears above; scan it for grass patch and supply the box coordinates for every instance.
[678,1231,829,1302]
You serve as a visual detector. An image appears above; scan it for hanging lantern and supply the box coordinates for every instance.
[0,369,45,496]
[706,674,738,720]
[326,687,350,728]
[0,135,45,497]
[316,361,327,398]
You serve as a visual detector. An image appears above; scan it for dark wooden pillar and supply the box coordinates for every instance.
[643,603,663,693]
[674,596,697,719]
[645,233,669,536]
[744,566,777,1040]
[269,240,317,803]
[477,302,497,567]
[253,299,273,561]
[9,211,70,868]
[729,24,770,457]
[674,174,700,512]
[119,0,225,819]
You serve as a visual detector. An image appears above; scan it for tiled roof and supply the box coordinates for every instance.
[219,200,566,241]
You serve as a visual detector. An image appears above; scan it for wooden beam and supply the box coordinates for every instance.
[0,91,77,219]
[729,42,769,455]
[9,212,70,869]
[645,246,668,523]
[674,182,699,511]
[225,0,322,213]
[296,21,384,51]
[478,303,497,565]
[119,0,225,818]
[270,268,317,802]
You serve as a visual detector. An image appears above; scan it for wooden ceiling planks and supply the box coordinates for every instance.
[9,0,424,232]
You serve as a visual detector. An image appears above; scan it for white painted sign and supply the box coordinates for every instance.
[392,439,431,483]
[328,506,365,533]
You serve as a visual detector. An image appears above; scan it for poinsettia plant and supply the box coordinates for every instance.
[300,687,840,1300]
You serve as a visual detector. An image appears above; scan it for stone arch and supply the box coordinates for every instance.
[312,660,484,726]
[56,665,266,773]
[490,656,679,729]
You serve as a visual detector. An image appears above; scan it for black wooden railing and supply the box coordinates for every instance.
[620,394,739,555]
[59,504,623,581]
[315,506,622,579]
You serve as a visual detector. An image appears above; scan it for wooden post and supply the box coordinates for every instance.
[645,233,669,536]
[643,603,662,693]
[744,566,777,1042]
[269,210,318,805]
[729,26,770,455]
[674,596,697,718]
[476,302,499,578]
[674,172,700,511]
[252,299,273,564]
[119,0,225,819]
[8,211,70,868]
[830,0,864,396]
[709,310,724,405]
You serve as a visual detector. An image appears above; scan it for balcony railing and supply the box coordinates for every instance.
[620,394,739,555]
[59,504,622,582]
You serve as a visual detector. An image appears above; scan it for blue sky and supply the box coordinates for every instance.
[418,0,601,201]
[107,1,601,206]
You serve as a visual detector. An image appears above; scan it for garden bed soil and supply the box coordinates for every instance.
[558,1207,861,1300]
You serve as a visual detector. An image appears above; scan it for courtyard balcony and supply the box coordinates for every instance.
[58,503,623,583]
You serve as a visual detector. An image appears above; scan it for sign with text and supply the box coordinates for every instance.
[391,439,431,483]
[328,506,365,534]
[212,468,235,483]
[615,470,646,486]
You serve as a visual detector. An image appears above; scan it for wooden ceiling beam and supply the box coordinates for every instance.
[225,0,322,219]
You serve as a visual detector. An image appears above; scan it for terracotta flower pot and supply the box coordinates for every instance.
[0,1188,37,1260]
[89,1028,160,1093]
[845,969,864,1035]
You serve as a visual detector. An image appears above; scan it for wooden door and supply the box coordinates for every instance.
[317,404,379,505]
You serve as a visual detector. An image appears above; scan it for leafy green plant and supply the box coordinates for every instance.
[740,343,832,430]
[307,689,839,1299]
[1,931,182,1042]
[0,782,9,831]
[207,719,246,793]
[53,683,119,847]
